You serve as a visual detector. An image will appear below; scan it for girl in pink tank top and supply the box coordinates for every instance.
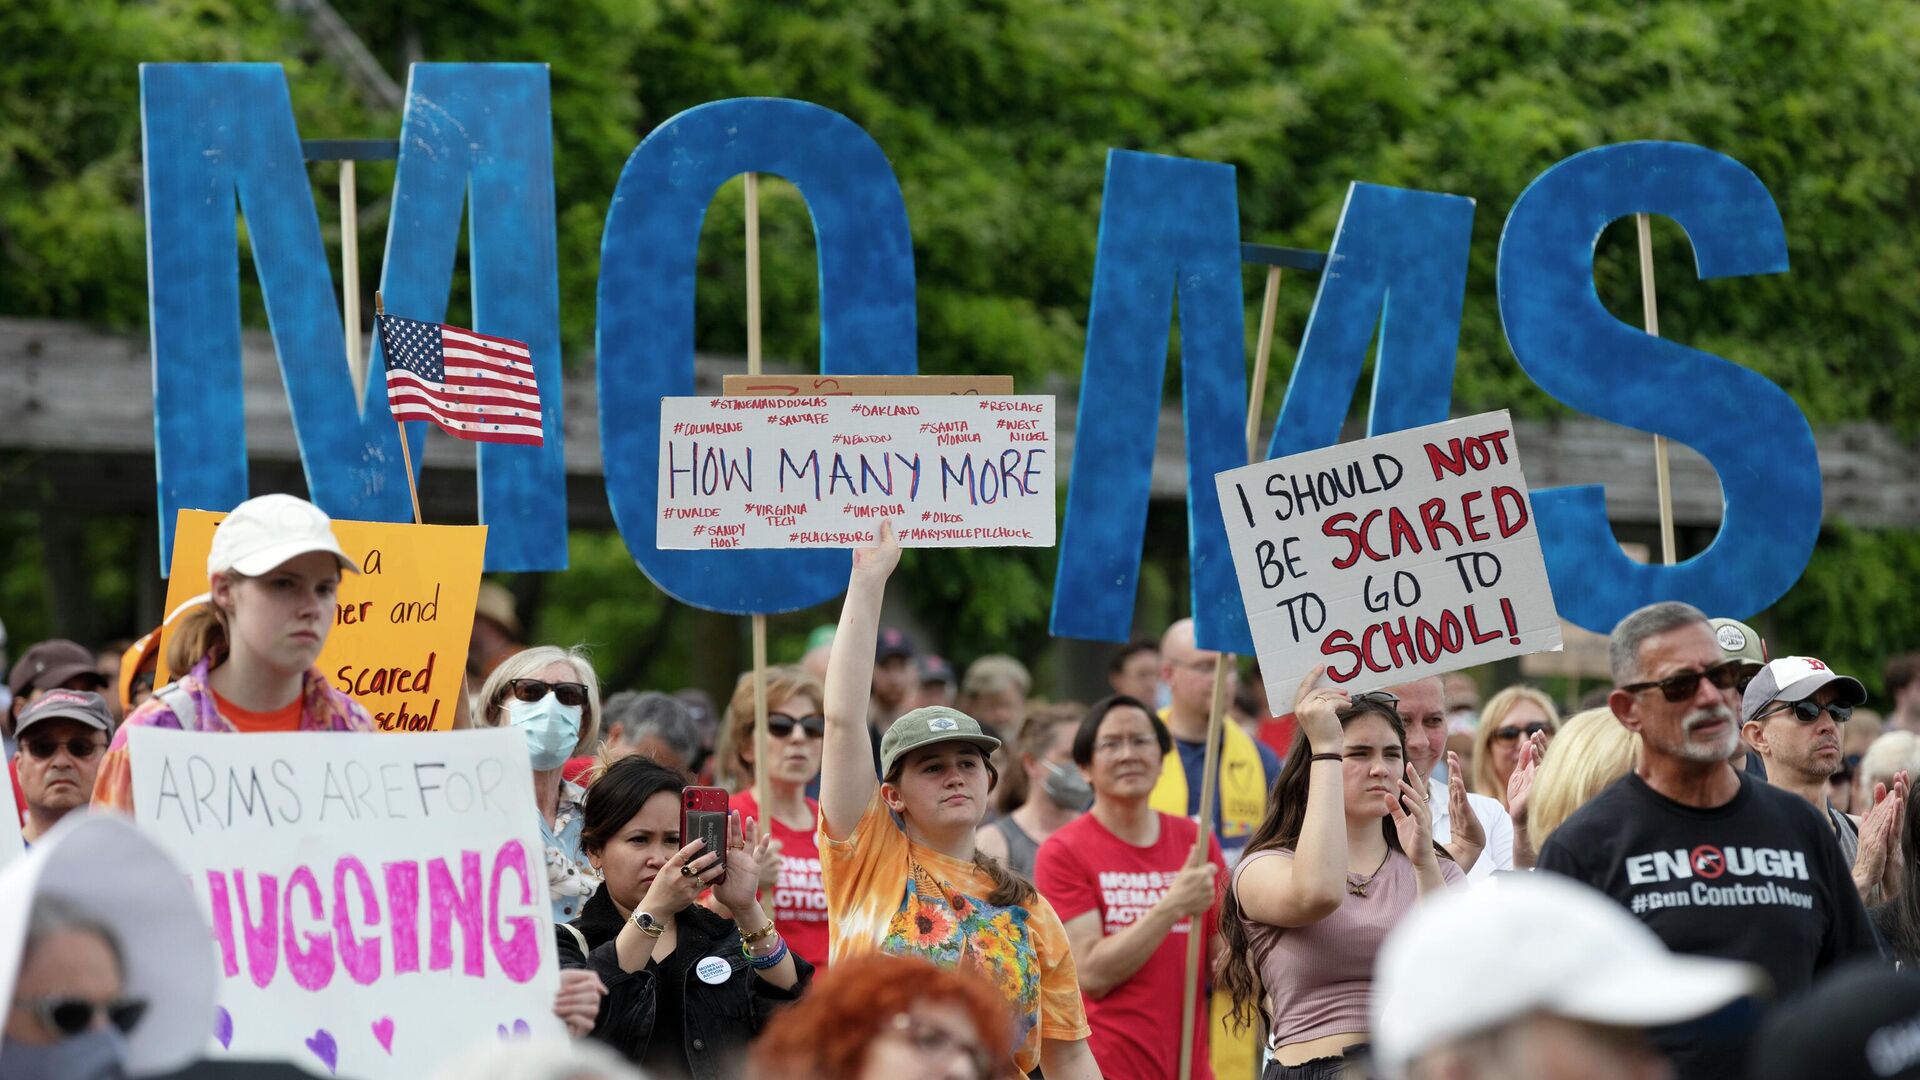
[1218,671,1464,1079]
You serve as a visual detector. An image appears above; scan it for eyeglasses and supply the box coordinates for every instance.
[15,996,148,1038]
[508,678,589,709]
[1493,722,1550,743]
[1622,661,1742,703]
[887,1012,994,1079]
[22,736,103,761]
[1760,699,1854,725]
[1351,690,1401,709]
[767,713,824,739]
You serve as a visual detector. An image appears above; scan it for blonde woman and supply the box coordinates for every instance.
[1513,708,1641,866]
[1470,686,1560,807]
[476,645,604,924]
[960,655,1033,814]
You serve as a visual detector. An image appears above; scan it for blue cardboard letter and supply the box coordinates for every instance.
[597,98,916,614]
[1498,141,1816,631]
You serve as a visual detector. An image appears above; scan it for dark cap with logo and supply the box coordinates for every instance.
[879,706,1001,778]
[876,627,916,663]
[1753,963,1920,1080]
[16,688,116,738]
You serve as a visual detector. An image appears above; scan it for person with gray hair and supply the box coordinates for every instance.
[1536,601,1880,1080]
[600,691,702,774]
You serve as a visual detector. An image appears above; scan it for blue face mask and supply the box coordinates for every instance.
[508,694,582,770]
[0,1028,129,1080]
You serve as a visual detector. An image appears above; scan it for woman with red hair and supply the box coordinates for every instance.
[748,954,1013,1080]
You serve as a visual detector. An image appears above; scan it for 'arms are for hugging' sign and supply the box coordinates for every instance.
[129,728,563,1079]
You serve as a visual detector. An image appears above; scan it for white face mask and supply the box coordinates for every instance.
[508,694,583,770]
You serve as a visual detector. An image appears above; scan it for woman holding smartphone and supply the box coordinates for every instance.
[558,754,807,1079]
[819,523,1101,1079]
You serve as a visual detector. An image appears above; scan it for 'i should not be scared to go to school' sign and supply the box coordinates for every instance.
[1215,410,1564,710]
[159,511,486,732]
[656,394,1057,548]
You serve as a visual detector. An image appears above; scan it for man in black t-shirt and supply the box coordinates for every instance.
[1538,601,1882,1080]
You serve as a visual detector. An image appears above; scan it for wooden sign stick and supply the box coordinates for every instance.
[373,291,423,525]
[341,160,366,403]
[1636,213,1677,566]
[744,172,775,908]
[1179,264,1284,1080]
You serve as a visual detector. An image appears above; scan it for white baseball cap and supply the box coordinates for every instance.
[1371,874,1763,1078]
[0,813,217,1074]
[207,493,357,578]
[1742,656,1868,724]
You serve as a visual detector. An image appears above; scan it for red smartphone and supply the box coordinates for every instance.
[681,786,730,886]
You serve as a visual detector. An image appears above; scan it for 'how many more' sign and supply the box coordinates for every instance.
[656,395,1056,548]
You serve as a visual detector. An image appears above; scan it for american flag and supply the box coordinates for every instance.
[377,313,544,446]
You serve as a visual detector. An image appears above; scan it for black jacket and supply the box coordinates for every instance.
[556,887,813,1080]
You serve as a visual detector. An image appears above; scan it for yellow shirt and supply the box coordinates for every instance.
[820,791,1091,1072]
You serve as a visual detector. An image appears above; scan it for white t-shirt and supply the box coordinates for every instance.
[1428,775,1514,882]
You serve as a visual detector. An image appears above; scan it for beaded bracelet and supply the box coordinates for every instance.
[743,936,789,970]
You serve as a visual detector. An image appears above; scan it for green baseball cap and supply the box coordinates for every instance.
[879,706,1002,778]
[1710,617,1768,670]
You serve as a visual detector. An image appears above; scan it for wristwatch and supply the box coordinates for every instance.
[630,910,665,938]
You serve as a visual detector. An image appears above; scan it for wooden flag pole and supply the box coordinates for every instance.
[1178,264,1285,1080]
[1636,213,1677,566]
[374,291,424,525]
[341,160,367,403]
[744,172,774,907]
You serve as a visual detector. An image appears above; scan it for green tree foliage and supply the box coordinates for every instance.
[3,0,1918,694]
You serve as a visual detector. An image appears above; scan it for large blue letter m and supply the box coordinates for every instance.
[141,62,566,571]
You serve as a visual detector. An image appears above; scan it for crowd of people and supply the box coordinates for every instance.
[5,496,1920,1080]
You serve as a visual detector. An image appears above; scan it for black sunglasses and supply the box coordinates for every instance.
[508,678,589,709]
[767,713,825,739]
[17,995,147,1038]
[1623,661,1743,703]
[22,736,103,761]
[1350,690,1401,709]
[1494,722,1549,743]
[1762,699,1854,725]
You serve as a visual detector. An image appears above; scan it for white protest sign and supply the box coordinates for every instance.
[0,780,20,869]
[1215,410,1563,709]
[657,395,1056,548]
[129,728,562,1079]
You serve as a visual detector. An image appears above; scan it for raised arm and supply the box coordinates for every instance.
[819,522,900,840]
[1233,672,1350,927]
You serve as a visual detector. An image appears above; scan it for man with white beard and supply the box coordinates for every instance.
[1537,601,1880,1080]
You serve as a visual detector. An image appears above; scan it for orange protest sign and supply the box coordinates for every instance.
[158,511,485,732]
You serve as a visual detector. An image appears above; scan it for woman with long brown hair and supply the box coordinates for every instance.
[1219,669,1462,1079]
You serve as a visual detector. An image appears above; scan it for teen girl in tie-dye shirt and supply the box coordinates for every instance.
[816,523,1096,1079]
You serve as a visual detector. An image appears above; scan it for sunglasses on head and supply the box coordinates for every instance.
[17,996,147,1038]
[767,713,825,739]
[508,678,589,709]
[1349,690,1401,709]
[1493,721,1549,743]
[22,736,102,761]
[1762,698,1854,725]
[1623,661,1743,703]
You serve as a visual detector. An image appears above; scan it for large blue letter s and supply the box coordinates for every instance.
[1498,142,1818,631]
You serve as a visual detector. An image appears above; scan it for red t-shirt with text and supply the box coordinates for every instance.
[734,790,830,973]
[1033,811,1225,1080]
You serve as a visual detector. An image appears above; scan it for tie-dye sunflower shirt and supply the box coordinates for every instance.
[821,791,1090,1073]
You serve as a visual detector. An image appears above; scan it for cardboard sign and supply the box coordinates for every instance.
[160,512,485,732]
[1215,410,1563,708]
[129,728,562,1079]
[721,374,1014,397]
[656,395,1056,548]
